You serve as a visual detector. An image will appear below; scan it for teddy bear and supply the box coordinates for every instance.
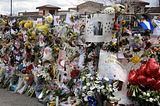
[112,2,126,13]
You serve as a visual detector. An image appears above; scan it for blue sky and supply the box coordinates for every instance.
[0,0,157,15]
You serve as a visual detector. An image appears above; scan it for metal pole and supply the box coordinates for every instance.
[11,0,12,16]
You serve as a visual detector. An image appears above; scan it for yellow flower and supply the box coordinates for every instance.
[121,20,125,25]
[49,34,53,37]
[73,32,77,35]
[112,43,116,46]
[113,34,115,39]
[19,21,25,26]
[123,27,127,32]
[36,24,41,28]
[70,14,74,21]
[47,16,53,21]
[55,46,60,51]
[70,65,74,71]
[49,101,56,106]
[17,33,21,36]
[31,31,36,38]
[70,35,74,39]
[31,40,34,43]
[132,56,140,65]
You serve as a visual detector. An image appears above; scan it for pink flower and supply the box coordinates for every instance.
[69,62,77,67]
[57,87,60,89]
[55,86,57,88]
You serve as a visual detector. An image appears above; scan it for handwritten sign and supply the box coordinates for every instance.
[37,18,42,25]
[43,47,51,58]
[54,16,60,25]
[39,35,44,46]
[57,50,66,71]
[73,21,81,33]
[98,50,128,83]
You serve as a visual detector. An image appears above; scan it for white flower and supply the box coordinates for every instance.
[81,77,86,81]
[90,86,95,91]
[147,93,150,97]
[86,83,90,86]
[84,96,88,101]
[143,92,146,96]
[132,90,136,97]
[102,89,106,93]
[82,93,86,97]
[104,77,109,81]
[149,98,153,102]
[157,96,159,99]
[90,77,93,80]
[83,86,86,90]
[86,74,91,78]
[96,76,102,81]
[87,91,93,96]
[109,88,112,92]
[113,88,118,92]
[108,84,112,87]
[139,95,142,98]
[95,81,101,84]
[100,85,105,89]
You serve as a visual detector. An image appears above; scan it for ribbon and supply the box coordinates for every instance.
[87,96,98,106]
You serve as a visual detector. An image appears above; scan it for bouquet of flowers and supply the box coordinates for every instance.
[127,58,160,106]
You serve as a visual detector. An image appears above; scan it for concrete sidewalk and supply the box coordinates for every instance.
[0,88,45,106]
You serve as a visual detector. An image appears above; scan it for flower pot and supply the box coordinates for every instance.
[56,96,59,106]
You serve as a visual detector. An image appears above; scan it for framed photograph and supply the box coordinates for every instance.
[150,36,159,45]
[85,14,115,42]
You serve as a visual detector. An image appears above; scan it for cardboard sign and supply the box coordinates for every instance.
[54,16,60,25]
[57,50,66,71]
[85,14,115,42]
[98,50,128,83]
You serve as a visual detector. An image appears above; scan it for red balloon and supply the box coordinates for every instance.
[155,67,160,80]
[128,70,138,85]
[137,75,147,86]
[138,64,146,75]
[146,77,156,89]
[146,58,159,77]
[155,80,160,91]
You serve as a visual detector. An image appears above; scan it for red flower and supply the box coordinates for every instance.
[70,69,79,78]
[129,54,133,58]
[127,90,133,97]
[28,64,33,70]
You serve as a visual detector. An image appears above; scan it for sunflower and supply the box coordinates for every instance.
[121,20,125,25]
[122,39,126,45]
[132,56,140,65]
[119,41,123,47]
[112,43,116,46]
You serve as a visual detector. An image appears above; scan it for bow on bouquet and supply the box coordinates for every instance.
[127,58,160,106]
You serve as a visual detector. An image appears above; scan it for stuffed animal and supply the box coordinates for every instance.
[112,2,125,13]
[102,7,115,14]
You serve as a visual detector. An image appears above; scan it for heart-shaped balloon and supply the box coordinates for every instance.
[137,75,147,86]
[138,64,146,75]
[128,70,138,85]
[155,67,160,80]
[146,77,156,89]
[146,58,159,77]
[155,80,160,91]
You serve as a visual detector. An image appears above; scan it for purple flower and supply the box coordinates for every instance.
[69,62,77,67]
[55,38,60,44]
[37,86,43,90]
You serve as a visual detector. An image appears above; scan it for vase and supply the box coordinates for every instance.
[56,96,59,106]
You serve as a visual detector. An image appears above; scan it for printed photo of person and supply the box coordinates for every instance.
[94,21,103,35]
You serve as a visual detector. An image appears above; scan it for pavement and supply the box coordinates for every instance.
[0,88,45,106]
